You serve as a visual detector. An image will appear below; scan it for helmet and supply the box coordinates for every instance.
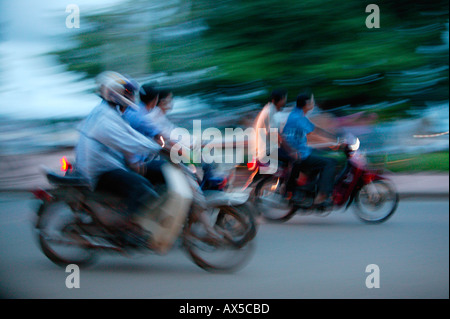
[96,71,139,110]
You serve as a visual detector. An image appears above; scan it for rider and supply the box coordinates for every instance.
[254,89,298,174]
[75,71,162,230]
[282,93,338,207]
[123,84,222,239]
[157,89,174,113]
[150,88,212,176]
[122,82,161,140]
[124,85,201,185]
[122,83,175,185]
[148,88,178,140]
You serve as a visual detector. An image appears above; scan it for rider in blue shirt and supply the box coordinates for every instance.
[282,93,338,207]
[122,83,167,185]
[283,107,316,160]
[123,84,161,139]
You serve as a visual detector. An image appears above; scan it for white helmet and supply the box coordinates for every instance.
[96,71,139,110]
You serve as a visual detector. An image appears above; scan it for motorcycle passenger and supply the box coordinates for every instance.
[157,89,173,112]
[124,85,222,240]
[124,85,198,185]
[149,87,196,149]
[122,83,172,185]
[282,93,338,207]
[122,83,161,141]
[150,88,177,138]
[152,88,214,178]
[75,71,162,231]
[254,89,299,171]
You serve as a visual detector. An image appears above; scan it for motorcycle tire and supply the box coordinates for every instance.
[354,179,399,224]
[36,200,97,268]
[253,176,297,223]
[183,204,256,273]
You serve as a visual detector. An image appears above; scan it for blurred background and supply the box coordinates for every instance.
[0,0,448,190]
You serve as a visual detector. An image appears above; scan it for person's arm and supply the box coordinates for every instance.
[95,116,161,158]
[309,126,341,149]
[312,126,336,139]
[138,112,162,139]
[301,116,337,148]
[279,135,300,161]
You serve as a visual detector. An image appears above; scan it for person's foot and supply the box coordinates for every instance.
[285,191,293,200]
[316,197,333,207]
[313,193,328,205]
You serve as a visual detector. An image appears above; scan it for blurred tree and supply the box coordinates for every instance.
[51,0,448,115]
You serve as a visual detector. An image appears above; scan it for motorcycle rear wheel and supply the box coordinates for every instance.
[36,200,97,267]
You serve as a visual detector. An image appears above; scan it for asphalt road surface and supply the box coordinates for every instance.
[0,192,448,299]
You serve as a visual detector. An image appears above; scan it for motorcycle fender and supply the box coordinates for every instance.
[204,190,249,207]
[345,192,357,211]
[345,180,365,211]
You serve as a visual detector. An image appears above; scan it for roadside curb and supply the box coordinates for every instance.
[399,192,449,200]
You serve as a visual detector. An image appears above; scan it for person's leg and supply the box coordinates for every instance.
[278,147,292,163]
[142,160,166,185]
[299,154,337,204]
[278,147,297,195]
[318,157,338,198]
[286,159,303,193]
[96,169,159,219]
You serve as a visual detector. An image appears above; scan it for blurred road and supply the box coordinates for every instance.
[0,193,448,299]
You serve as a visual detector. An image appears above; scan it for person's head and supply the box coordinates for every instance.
[296,93,315,114]
[96,71,138,110]
[157,89,174,114]
[123,81,138,104]
[139,83,159,110]
[269,89,288,110]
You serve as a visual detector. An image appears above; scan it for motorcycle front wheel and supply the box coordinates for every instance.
[183,204,256,273]
[36,200,97,267]
[253,176,296,222]
[354,179,399,224]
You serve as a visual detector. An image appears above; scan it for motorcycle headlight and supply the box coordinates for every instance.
[349,138,360,151]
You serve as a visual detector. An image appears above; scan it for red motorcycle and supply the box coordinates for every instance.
[245,135,399,223]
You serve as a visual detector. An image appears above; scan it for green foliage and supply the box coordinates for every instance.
[382,151,449,172]
[51,0,449,115]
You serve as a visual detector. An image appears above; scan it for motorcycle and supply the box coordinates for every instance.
[31,151,257,273]
[245,135,399,223]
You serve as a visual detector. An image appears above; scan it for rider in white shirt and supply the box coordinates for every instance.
[253,89,298,174]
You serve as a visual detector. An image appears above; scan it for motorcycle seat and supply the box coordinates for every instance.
[46,171,89,187]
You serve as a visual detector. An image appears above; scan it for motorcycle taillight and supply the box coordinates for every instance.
[247,157,257,171]
[60,156,73,173]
